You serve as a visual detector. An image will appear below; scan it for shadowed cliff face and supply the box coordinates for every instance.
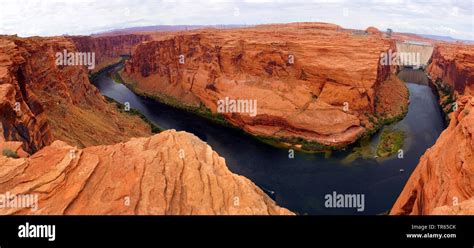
[391,43,474,215]
[0,36,151,151]
[68,34,152,73]
[121,23,407,147]
[427,44,474,95]
[0,130,293,215]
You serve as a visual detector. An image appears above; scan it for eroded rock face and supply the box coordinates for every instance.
[0,37,54,153]
[391,43,474,215]
[0,130,293,215]
[390,96,474,215]
[0,36,151,151]
[0,140,29,158]
[122,23,405,147]
[427,43,474,95]
[365,27,381,35]
[68,34,151,72]
[432,197,474,215]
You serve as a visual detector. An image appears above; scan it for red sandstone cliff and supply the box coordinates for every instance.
[68,34,151,73]
[391,44,474,215]
[427,43,474,95]
[121,23,407,148]
[0,36,151,152]
[0,35,291,215]
[0,130,293,215]
[391,96,474,215]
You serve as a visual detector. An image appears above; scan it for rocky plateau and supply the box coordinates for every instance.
[121,23,409,149]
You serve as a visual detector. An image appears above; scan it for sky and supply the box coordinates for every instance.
[0,0,472,40]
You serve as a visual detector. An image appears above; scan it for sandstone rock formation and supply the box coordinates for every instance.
[391,96,474,215]
[432,197,474,215]
[365,26,381,35]
[0,37,54,153]
[68,34,151,73]
[0,36,151,151]
[0,140,28,158]
[391,43,474,215]
[427,43,474,95]
[0,130,293,215]
[121,23,407,148]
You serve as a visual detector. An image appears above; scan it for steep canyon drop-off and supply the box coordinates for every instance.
[2,23,474,215]
[120,23,408,149]
[0,35,291,215]
[391,43,474,215]
[78,25,474,215]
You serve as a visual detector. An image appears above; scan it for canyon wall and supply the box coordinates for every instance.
[391,43,474,215]
[121,23,407,148]
[0,130,293,215]
[427,43,474,95]
[0,35,151,151]
[68,34,151,73]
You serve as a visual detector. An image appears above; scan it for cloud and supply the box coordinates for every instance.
[0,0,472,40]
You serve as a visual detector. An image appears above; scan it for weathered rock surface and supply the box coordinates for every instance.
[432,197,474,215]
[0,36,151,151]
[0,130,293,215]
[427,43,474,95]
[391,43,474,215]
[365,26,381,35]
[122,23,406,147]
[390,96,474,215]
[68,34,151,73]
[0,140,29,158]
[0,38,54,153]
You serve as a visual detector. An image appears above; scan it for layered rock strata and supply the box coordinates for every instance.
[391,43,474,215]
[121,23,407,149]
[0,36,151,151]
[0,130,293,215]
[68,34,152,73]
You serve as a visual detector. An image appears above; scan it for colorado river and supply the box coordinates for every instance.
[93,65,445,215]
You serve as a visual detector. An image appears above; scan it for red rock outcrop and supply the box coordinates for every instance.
[391,43,474,215]
[0,130,293,215]
[427,43,474,95]
[365,27,381,35]
[68,34,151,73]
[0,140,29,158]
[0,37,54,153]
[121,23,406,148]
[431,197,474,215]
[391,96,474,215]
[0,35,151,151]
